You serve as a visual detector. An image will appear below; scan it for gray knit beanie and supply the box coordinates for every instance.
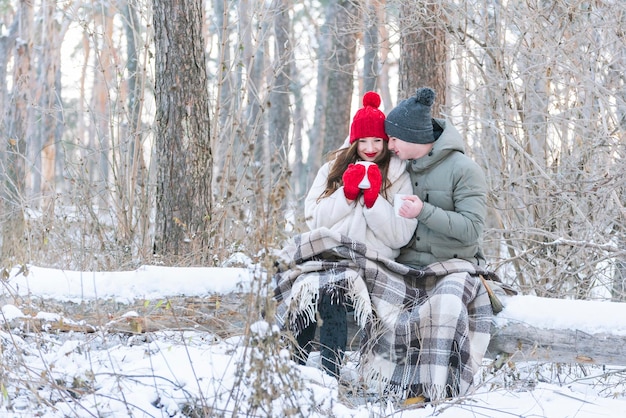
[385,87,436,144]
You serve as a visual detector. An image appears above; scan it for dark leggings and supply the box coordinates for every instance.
[295,292,347,378]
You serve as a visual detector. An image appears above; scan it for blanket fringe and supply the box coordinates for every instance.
[359,353,395,390]
[289,281,319,335]
[289,277,373,336]
[346,285,372,328]
[423,383,451,401]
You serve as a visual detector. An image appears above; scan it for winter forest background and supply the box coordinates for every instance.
[0,0,625,416]
[2,0,625,300]
[1,1,626,323]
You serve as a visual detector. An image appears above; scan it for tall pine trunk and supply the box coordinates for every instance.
[397,2,447,113]
[153,0,213,259]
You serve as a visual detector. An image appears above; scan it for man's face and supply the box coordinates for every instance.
[388,136,434,160]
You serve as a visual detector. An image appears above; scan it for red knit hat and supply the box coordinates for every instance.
[349,91,389,143]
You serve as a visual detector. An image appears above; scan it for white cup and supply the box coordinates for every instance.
[394,194,409,217]
[355,161,375,189]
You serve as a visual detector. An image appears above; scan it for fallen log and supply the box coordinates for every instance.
[487,323,626,365]
[4,287,626,367]
[486,294,626,366]
[344,292,626,366]
[0,295,249,338]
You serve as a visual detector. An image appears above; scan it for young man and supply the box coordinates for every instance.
[381,87,492,402]
[385,87,488,269]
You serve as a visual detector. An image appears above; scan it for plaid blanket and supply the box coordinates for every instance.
[273,227,495,400]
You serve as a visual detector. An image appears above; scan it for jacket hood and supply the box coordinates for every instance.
[409,118,465,172]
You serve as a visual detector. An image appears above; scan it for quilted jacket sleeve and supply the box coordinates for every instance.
[417,159,486,245]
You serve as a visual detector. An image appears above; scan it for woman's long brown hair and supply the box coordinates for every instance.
[317,141,392,202]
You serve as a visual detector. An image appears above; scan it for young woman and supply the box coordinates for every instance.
[305,91,417,260]
[297,91,417,378]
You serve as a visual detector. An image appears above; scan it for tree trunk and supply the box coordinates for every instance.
[213,0,236,180]
[291,62,306,208]
[322,0,361,156]
[268,0,291,188]
[306,7,330,187]
[119,0,150,258]
[87,7,115,214]
[153,0,213,258]
[398,1,447,114]
[1,1,33,263]
[35,1,69,219]
[377,2,392,111]
[239,0,266,166]
[259,0,293,222]
[362,0,380,93]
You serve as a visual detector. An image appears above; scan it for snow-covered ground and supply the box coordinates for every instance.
[1,264,625,417]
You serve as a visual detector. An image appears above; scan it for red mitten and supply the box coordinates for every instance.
[363,164,382,208]
[342,163,366,201]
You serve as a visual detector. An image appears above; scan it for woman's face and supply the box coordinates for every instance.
[356,137,386,162]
